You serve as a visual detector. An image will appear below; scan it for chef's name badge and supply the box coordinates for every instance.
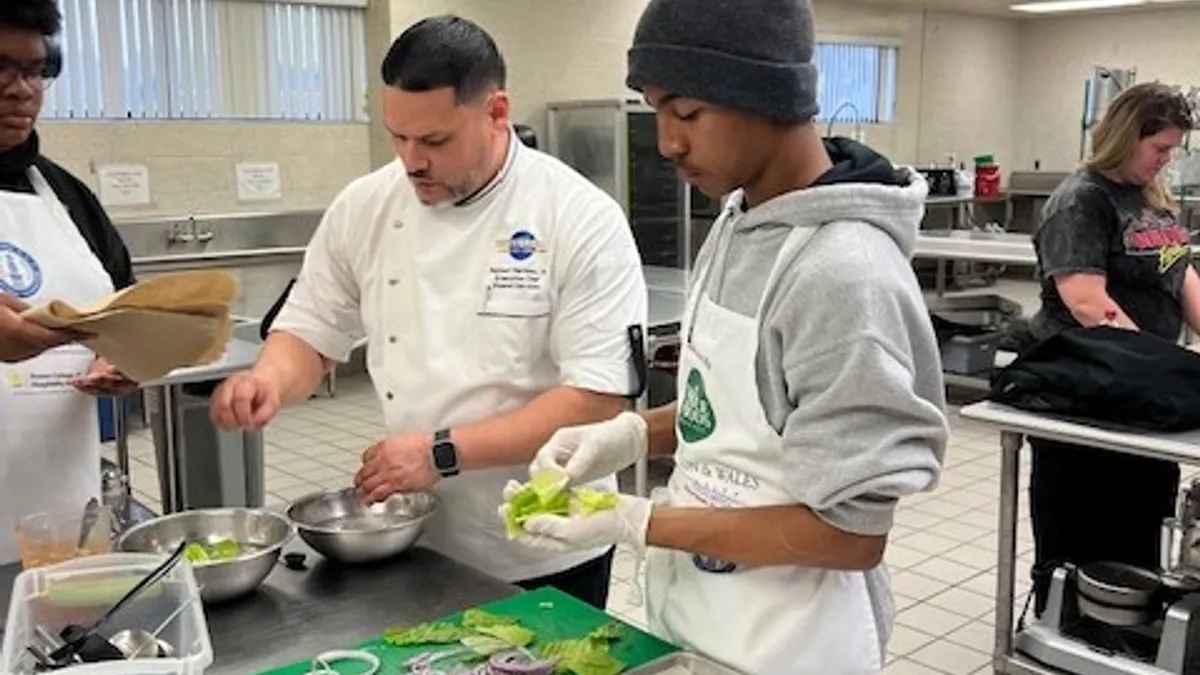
[493,229,546,262]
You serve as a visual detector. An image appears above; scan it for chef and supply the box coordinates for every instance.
[209,15,647,609]
[506,0,947,672]
[0,0,139,563]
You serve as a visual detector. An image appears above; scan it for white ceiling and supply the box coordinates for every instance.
[875,0,1200,18]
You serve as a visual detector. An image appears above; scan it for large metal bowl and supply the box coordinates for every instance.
[285,488,438,564]
[116,508,293,603]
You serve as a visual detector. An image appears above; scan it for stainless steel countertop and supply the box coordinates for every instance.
[0,543,520,674]
[961,401,1200,465]
[141,337,262,388]
[643,265,687,294]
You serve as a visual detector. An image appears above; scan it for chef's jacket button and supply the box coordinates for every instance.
[392,220,403,229]
[386,392,394,401]
[388,335,397,343]
[388,279,398,286]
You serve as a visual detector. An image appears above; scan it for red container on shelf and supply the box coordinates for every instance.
[974,154,1001,198]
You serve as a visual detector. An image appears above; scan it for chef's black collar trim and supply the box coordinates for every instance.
[454,127,519,208]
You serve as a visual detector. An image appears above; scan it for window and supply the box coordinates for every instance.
[814,39,898,125]
[44,0,369,122]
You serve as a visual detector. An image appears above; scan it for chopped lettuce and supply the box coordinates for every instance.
[529,468,570,502]
[183,538,241,564]
[572,488,620,516]
[503,470,621,538]
[385,607,631,675]
[461,635,513,656]
[383,621,469,646]
[539,638,625,675]
[476,624,536,648]
[586,621,625,643]
[462,609,518,629]
[504,469,573,537]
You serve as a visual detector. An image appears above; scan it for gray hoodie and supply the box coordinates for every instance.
[697,138,949,648]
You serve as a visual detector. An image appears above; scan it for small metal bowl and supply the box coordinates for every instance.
[116,508,293,603]
[285,488,438,564]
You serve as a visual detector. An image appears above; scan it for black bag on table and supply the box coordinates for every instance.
[987,325,1200,433]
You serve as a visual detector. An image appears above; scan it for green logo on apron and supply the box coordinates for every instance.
[678,368,716,442]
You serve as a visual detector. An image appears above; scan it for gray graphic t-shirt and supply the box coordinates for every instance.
[1030,170,1191,342]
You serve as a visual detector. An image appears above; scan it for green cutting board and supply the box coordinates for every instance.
[255,586,679,674]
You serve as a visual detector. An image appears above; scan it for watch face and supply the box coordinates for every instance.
[433,441,457,469]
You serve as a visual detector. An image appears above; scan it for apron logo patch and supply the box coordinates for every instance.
[678,368,716,442]
[5,369,24,388]
[0,241,42,299]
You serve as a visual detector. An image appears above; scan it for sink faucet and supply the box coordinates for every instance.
[166,214,214,244]
[101,467,155,536]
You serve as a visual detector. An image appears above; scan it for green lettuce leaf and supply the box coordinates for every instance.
[539,638,625,675]
[382,621,468,646]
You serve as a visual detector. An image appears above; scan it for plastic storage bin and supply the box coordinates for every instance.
[0,553,213,675]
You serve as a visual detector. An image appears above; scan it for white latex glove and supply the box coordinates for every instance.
[529,411,647,485]
[501,492,654,553]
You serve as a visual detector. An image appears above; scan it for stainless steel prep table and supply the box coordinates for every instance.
[132,338,264,513]
[636,269,688,498]
[0,543,519,674]
[959,401,1200,675]
[913,230,1037,298]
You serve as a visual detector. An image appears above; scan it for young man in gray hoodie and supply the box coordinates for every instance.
[503,0,948,671]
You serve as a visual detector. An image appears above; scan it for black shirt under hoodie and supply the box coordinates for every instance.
[0,131,135,291]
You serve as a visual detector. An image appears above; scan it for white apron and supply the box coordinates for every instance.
[0,167,113,564]
[644,219,884,674]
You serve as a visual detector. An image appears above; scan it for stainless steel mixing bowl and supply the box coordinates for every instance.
[285,488,438,564]
[116,508,293,603]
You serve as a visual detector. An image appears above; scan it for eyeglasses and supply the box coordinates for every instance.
[0,61,55,91]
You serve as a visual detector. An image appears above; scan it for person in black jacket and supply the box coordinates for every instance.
[0,0,136,387]
[1028,82,1198,615]
[0,0,139,564]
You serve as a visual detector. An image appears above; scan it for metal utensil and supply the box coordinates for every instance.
[51,541,187,662]
[108,629,175,659]
[285,488,438,564]
[76,498,101,549]
[105,582,201,661]
[116,508,293,603]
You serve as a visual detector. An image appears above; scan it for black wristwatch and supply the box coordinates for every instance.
[431,428,460,477]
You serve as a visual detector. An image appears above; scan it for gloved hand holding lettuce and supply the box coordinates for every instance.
[500,412,653,551]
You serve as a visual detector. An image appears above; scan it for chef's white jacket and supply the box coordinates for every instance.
[272,130,648,581]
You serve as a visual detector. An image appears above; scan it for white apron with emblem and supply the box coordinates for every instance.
[0,167,113,564]
[644,216,884,674]
[366,156,615,582]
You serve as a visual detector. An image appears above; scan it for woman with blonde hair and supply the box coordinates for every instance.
[1029,81,1196,616]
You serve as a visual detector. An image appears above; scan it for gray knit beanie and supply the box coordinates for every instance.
[626,0,819,122]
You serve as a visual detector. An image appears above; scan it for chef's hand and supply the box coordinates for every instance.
[209,370,281,430]
[355,433,439,504]
[0,294,83,363]
[71,357,139,396]
[500,486,653,552]
[529,411,647,486]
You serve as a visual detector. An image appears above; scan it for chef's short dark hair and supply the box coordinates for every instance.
[381,15,506,104]
[0,0,61,36]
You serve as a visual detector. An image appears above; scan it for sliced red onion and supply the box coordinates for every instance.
[486,651,557,675]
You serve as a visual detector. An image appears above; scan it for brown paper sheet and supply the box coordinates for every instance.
[21,270,239,382]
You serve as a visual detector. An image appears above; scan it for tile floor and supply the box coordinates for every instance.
[106,277,1053,675]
